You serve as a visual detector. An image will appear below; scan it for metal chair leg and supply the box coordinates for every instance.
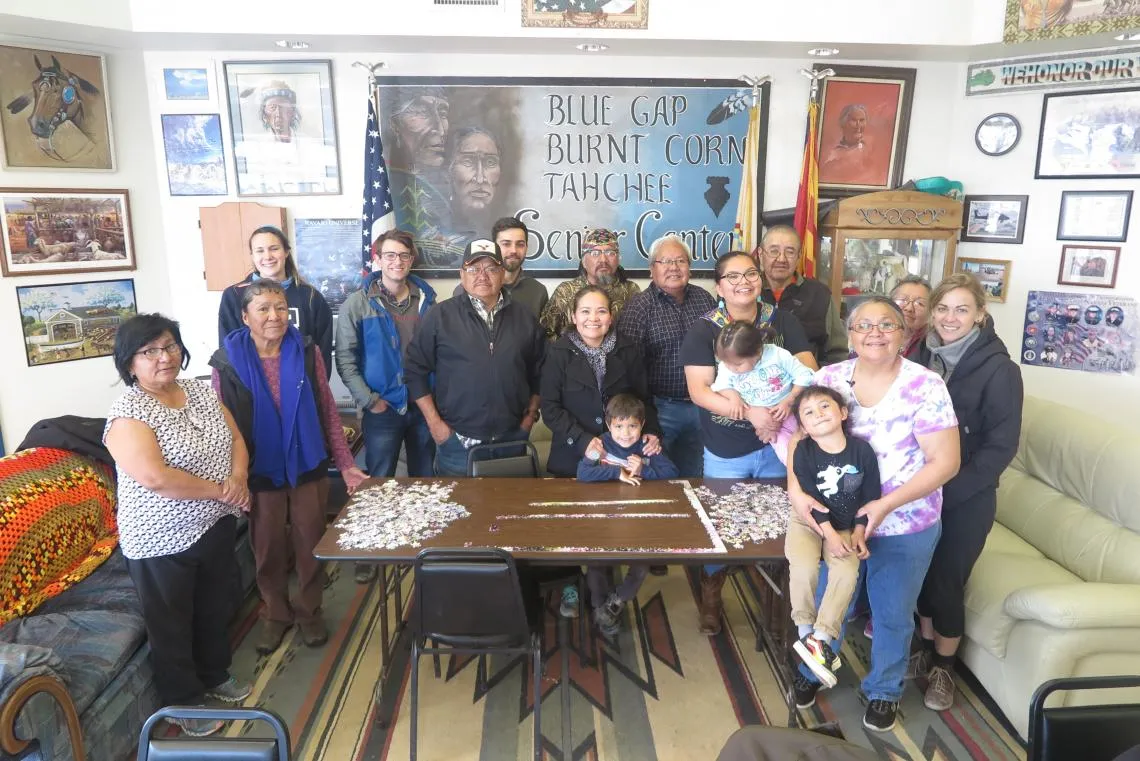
[577,575,588,667]
[410,639,420,761]
[431,638,442,678]
[532,634,543,761]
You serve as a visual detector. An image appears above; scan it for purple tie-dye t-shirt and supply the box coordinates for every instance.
[813,359,958,537]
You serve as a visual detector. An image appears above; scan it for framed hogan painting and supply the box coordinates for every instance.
[0,188,135,276]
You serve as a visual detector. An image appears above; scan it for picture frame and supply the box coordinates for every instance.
[956,257,1013,303]
[160,114,228,196]
[1058,244,1121,289]
[521,0,649,28]
[223,59,341,197]
[0,44,116,170]
[813,64,916,197]
[961,194,1029,244]
[0,188,136,276]
[975,113,1020,156]
[163,67,210,100]
[1057,189,1132,242]
[16,278,137,367]
[1036,87,1140,179]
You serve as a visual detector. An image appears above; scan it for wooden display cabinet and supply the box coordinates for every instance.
[817,190,962,318]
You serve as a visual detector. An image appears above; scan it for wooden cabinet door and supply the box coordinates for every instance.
[200,202,285,291]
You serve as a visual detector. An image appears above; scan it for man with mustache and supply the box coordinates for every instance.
[452,217,549,318]
[540,228,641,341]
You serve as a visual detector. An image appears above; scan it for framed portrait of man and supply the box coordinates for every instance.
[814,64,916,198]
[223,59,341,197]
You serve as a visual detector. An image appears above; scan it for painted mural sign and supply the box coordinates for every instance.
[1021,290,1136,375]
[375,76,769,277]
[967,47,1140,96]
[1005,0,1140,44]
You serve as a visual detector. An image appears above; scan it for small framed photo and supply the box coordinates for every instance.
[960,194,1028,244]
[163,67,210,100]
[1057,190,1132,242]
[0,188,135,276]
[16,278,137,366]
[160,114,227,196]
[956,257,1013,303]
[1058,245,1121,289]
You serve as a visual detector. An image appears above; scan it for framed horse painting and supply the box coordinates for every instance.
[0,45,115,171]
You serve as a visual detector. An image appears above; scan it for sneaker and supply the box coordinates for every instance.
[559,584,579,619]
[205,676,252,704]
[863,698,898,732]
[167,710,224,737]
[905,648,933,680]
[924,665,955,711]
[593,593,623,639]
[792,672,821,709]
[354,563,377,584]
[255,620,291,655]
[792,635,839,688]
[863,618,874,639]
[299,617,329,648]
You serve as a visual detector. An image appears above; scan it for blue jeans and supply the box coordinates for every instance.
[362,404,435,478]
[654,397,703,478]
[704,445,786,575]
[797,521,942,702]
[434,426,530,477]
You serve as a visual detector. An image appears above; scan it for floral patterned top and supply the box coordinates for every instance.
[813,358,958,537]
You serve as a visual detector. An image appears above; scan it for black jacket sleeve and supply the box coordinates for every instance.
[540,349,591,453]
[404,305,440,401]
[218,286,243,346]
[310,289,334,379]
[943,360,1024,506]
[526,315,546,397]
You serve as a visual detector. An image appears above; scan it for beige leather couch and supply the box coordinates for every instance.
[960,395,1140,739]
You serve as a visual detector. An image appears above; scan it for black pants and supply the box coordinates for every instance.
[126,515,238,705]
[916,488,997,639]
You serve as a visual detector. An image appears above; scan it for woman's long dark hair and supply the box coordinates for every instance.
[248,225,305,285]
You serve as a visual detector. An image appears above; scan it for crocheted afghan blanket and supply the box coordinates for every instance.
[0,447,117,625]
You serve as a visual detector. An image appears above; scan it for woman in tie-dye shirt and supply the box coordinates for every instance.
[785,296,960,734]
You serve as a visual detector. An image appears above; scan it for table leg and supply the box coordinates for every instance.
[559,615,572,757]
[746,560,802,729]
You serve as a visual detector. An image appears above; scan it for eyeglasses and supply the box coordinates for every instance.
[850,320,903,334]
[653,257,688,268]
[135,342,183,360]
[761,248,797,261]
[582,247,617,258]
[379,251,415,262]
[719,269,762,285]
[462,264,502,275]
[893,297,928,309]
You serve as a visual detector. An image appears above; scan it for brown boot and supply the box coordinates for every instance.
[698,569,727,635]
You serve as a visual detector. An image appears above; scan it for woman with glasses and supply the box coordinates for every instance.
[909,273,1022,712]
[211,280,367,656]
[680,251,817,636]
[787,296,960,733]
[104,314,254,737]
[889,275,933,361]
[218,225,333,377]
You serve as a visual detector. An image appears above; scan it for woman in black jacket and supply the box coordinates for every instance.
[540,285,662,477]
[910,272,1024,712]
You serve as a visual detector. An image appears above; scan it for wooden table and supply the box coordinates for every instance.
[314,477,799,738]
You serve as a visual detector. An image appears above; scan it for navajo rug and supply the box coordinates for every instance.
[221,564,1026,761]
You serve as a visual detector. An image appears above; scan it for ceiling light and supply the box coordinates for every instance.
[1115,31,1140,41]
[275,40,310,49]
[808,47,839,57]
[576,43,608,52]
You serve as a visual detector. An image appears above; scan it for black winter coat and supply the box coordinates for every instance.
[540,333,660,477]
[919,317,1023,507]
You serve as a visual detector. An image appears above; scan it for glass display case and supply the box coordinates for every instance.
[818,190,962,319]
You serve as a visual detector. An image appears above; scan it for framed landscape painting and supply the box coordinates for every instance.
[1036,87,1140,179]
[0,188,135,276]
[956,257,1013,303]
[16,278,137,366]
[161,114,227,196]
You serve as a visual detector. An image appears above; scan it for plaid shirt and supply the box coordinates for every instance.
[468,292,505,330]
[616,282,716,400]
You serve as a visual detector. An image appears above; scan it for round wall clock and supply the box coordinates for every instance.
[975,113,1021,157]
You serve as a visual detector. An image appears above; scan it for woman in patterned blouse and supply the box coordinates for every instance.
[104,314,253,738]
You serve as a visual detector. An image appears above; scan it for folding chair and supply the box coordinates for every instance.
[1028,675,1140,761]
[466,440,541,478]
[411,548,543,761]
[137,706,290,761]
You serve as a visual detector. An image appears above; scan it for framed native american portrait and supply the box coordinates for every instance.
[223,59,341,197]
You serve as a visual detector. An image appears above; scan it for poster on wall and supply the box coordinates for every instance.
[1021,290,1136,375]
[375,76,769,277]
[1005,0,1140,44]
[160,114,227,196]
[293,218,364,311]
[16,278,137,367]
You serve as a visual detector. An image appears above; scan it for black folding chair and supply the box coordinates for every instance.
[466,440,541,477]
[137,706,290,761]
[1028,675,1140,761]
[411,548,543,761]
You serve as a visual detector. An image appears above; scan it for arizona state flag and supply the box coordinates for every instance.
[733,99,762,254]
[794,100,820,278]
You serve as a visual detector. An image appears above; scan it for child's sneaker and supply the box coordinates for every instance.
[593,593,623,639]
[559,584,579,618]
[792,672,821,709]
[792,635,840,688]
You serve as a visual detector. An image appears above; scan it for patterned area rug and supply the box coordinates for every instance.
[221,564,1026,761]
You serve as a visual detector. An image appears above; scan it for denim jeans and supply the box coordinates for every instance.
[654,397,703,478]
[703,445,786,575]
[362,404,435,478]
[797,521,942,702]
[433,426,530,477]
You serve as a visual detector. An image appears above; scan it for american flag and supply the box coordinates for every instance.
[361,93,395,270]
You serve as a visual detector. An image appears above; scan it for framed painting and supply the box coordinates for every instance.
[16,278,137,367]
[1058,245,1121,289]
[0,188,135,276]
[1005,0,1140,43]
[1036,87,1140,179]
[223,59,341,197]
[0,44,115,170]
[163,67,210,100]
[161,114,228,196]
[814,64,916,197]
[956,257,1013,303]
[1056,189,1132,242]
[960,194,1029,244]
[521,0,649,29]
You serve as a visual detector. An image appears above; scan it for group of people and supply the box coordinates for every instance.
[102,215,1023,738]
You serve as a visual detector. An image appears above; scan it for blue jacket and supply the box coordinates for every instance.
[576,432,679,482]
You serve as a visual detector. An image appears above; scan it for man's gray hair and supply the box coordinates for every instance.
[889,274,931,298]
[647,234,691,265]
